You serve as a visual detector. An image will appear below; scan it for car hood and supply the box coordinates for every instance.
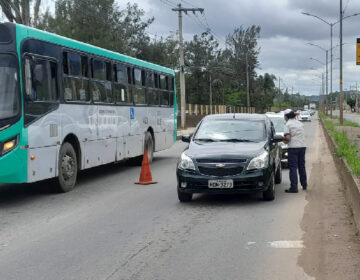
[185,140,267,160]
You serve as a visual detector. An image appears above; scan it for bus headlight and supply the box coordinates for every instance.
[1,135,19,156]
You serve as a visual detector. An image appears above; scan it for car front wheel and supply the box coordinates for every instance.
[177,187,193,202]
[263,175,275,201]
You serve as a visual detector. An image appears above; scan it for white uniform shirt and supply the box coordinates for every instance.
[284,118,306,148]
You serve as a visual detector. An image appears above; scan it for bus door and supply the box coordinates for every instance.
[23,55,60,182]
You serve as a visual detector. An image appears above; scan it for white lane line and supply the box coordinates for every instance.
[246,240,304,249]
[267,240,304,249]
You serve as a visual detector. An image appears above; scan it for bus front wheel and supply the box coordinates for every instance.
[58,142,78,192]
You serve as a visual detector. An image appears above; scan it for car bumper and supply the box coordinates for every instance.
[281,148,288,163]
[177,168,272,194]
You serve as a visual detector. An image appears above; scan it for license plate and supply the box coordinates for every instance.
[208,179,234,189]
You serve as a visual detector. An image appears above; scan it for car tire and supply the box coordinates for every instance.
[275,163,282,184]
[178,188,192,202]
[58,142,78,193]
[263,175,275,201]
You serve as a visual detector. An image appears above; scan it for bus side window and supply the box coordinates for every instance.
[159,74,169,106]
[147,72,158,106]
[91,59,113,103]
[63,52,90,102]
[114,63,131,104]
[169,76,174,106]
[133,68,146,105]
[24,56,59,125]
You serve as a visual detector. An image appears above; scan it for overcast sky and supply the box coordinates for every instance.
[116,0,360,96]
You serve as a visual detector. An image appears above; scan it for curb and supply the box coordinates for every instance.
[320,118,360,233]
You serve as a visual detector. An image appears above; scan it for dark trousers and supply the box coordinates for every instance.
[288,148,307,190]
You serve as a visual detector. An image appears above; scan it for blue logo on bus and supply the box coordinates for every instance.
[130,107,135,120]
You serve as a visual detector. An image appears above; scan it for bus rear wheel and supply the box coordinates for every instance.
[57,142,78,192]
[132,131,154,166]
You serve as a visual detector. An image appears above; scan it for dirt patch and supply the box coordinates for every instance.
[298,123,360,280]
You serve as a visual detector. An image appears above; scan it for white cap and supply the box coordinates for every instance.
[284,109,292,115]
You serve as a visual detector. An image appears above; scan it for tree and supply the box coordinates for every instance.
[184,32,219,104]
[39,0,153,58]
[0,0,41,26]
[225,25,261,92]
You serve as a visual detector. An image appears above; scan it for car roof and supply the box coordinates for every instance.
[203,113,268,121]
[266,114,284,119]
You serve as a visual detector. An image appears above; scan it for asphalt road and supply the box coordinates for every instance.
[0,118,318,280]
[333,110,360,124]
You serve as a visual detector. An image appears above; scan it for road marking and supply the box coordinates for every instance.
[267,240,304,249]
[246,240,304,249]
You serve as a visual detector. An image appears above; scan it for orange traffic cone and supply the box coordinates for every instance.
[135,151,157,185]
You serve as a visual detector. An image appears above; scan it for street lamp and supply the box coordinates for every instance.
[308,43,330,115]
[302,10,360,121]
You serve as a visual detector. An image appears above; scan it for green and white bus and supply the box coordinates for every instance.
[0,22,177,192]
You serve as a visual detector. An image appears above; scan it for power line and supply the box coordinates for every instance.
[343,0,351,14]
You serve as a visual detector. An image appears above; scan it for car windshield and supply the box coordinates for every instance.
[302,111,309,115]
[0,54,19,120]
[268,117,285,133]
[194,119,266,142]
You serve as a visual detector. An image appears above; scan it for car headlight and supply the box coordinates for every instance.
[247,151,269,170]
[178,152,196,171]
[1,135,19,156]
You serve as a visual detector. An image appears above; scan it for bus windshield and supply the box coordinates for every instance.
[0,54,20,120]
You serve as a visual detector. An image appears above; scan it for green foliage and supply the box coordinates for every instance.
[27,2,313,109]
[0,0,41,26]
[39,0,153,57]
[322,114,360,176]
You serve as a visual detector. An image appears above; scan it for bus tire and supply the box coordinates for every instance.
[144,131,154,163]
[57,142,78,192]
[132,132,154,166]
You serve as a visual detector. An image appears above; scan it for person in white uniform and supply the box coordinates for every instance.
[283,109,307,193]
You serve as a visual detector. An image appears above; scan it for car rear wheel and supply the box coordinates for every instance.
[263,175,275,201]
[178,187,192,202]
[275,163,282,184]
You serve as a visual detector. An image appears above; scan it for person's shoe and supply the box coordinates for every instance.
[302,185,307,190]
[285,188,298,193]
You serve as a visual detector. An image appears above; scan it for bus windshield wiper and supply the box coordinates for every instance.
[219,139,257,142]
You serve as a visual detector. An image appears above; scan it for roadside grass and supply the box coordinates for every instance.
[321,113,360,176]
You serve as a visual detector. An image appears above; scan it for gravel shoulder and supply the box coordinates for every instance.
[299,120,360,280]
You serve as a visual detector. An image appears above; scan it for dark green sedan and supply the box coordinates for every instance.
[177,114,283,202]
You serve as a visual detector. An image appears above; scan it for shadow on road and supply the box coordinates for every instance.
[183,193,264,207]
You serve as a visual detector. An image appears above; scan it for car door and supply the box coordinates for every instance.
[269,121,280,170]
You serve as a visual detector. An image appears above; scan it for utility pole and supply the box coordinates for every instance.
[340,0,344,124]
[326,50,328,115]
[209,72,213,114]
[278,77,281,110]
[172,4,204,129]
[246,52,250,112]
[330,24,333,118]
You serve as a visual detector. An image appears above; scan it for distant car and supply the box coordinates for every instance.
[299,110,311,121]
[177,114,283,202]
[309,110,315,116]
[266,114,288,167]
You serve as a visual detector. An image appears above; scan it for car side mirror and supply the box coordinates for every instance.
[182,135,191,143]
[273,134,283,143]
